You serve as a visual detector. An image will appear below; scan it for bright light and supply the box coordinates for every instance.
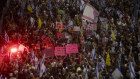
[11,48,17,53]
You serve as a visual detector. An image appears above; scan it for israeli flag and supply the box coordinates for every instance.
[129,62,136,79]
[105,7,112,14]
[118,54,122,72]
[20,9,24,18]
[50,11,53,18]
[99,17,108,23]
[117,10,124,19]
[39,62,47,77]
[42,54,46,63]
[36,6,39,17]
[120,41,123,53]
[30,0,35,9]
[48,1,52,10]
[101,56,105,71]
[5,31,9,43]
[114,29,117,36]
[95,61,99,79]
[35,56,39,70]
[30,17,35,26]
[85,66,88,79]
[91,48,96,61]
[78,0,85,11]
[100,0,106,7]
[66,20,73,29]
[132,57,136,67]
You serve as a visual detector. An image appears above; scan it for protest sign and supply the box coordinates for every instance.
[80,37,85,45]
[55,47,66,56]
[56,22,62,29]
[66,44,78,54]
[82,3,99,23]
[56,22,65,32]
[87,24,97,31]
[73,26,80,31]
[84,30,93,36]
[42,49,54,57]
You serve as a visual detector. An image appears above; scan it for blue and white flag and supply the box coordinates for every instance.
[66,20,73,29]
[30,17,35,26]
[95,61,99,79]
[35,56,39,70]
[20,9,24,18]
[41,53,46,66]
[30,0,35,9]
[129,62,136,79]
[118,54,122,72]
[114,29,117,36]
[105,7,112,14]
[91,48,96,61]
[99,17,108,24]
[120,41,123,53]
[48,1,52,10]
[101,56,105,71]
[78,0,85,11]
[132,57,136,67]
[50,11,54,18]
[39,62,47,77]
[85,66,88,79]
[117,10,124,19]
[36,6,39,17]
[130,24,134,32]
[5,31,9,43]
[100,0,106,7]
[19,0,26,9]
[39,54,46,77]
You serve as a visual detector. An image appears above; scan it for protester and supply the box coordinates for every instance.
[0,0,140,79]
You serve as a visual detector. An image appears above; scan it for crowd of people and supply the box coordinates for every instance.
[0,0,140,79]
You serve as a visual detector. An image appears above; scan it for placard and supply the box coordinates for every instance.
[66,44,78,54]
[42,49,54,57]
[73,26,80,31]
[82,3,99,23]
[56,22,62,29]
[55,47,66,56]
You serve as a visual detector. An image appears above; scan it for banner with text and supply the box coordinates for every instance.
[66,44,79,54]
[55,47,66,56]
[42,49,54,57]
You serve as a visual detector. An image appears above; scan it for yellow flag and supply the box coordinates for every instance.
[106,52,111,66]
[76,15,80,26]
[27,5,33,13]
[38,17,42,28]
[68,27,71,31]
[82,18,83,26]
[80,29,83,36]
[111,27,116,40]
[105,22,108,30]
